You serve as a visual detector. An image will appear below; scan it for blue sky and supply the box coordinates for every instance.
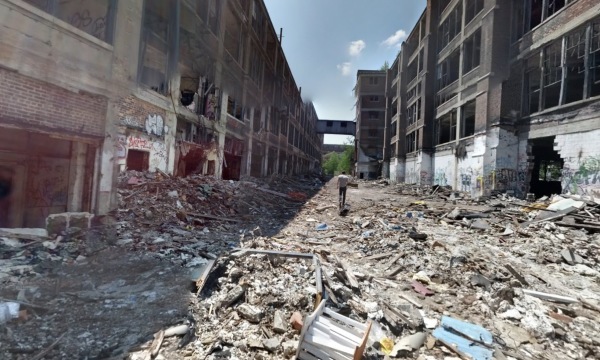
[263,0,427,144]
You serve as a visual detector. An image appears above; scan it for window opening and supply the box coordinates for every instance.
[461,100,476,137]
[465,0,484,25]
[437,110,457,144]
[525,55,541,114]
[543,41,562,109]
[564,27,586,104]
[463,29,481,74]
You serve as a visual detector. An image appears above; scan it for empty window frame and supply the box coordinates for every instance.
[530,0,543,30]
[369,96,380,102]
[590,21,600,97]
[407,99,421,126]
[525,55,541,114]
[407,83,420,102]
[368,129,379,137]
[438,2,462,51]
[139,0,172,94]
[437,48,460,90]
[513,0,569,42]
[253,108,262,131]
[326,121,333,127]
[512,0,525,42]
[461,100,476,137]
[369,77,379,85]
[465,0,484,25]
[463,29,482,74]
[248,46,263,87]
[564,27,586,104]
[418,48,425,73]
[390,123,397,138]
[437,110,457,144]
[407,60,419,83]
[406,131,418,153]
[251,0,266,41]
[543,41,562,109]
[227,96,243,120]
[547,0,566,18]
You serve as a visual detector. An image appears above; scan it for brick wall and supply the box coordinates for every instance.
[0,69,108,137]
[117,95,167,123]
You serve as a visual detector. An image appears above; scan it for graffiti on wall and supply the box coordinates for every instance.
[121,114,168,137]
[434,168,448,187]
[150,142,168,171]
[562,156,600,197]
[115,135,127,158]
[127,136,153,150]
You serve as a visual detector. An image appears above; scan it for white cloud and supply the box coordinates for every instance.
[337,62,352,76]
[348,40,366,57]
[381,29,407,49]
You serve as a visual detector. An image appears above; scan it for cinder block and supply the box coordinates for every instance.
[46,214,68,236]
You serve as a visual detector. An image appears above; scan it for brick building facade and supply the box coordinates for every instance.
[382,0,600,199]
[0,0,321,228]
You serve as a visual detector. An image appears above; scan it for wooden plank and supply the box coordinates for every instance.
[313,256,323,308]
[520,206,577,227]
[336,257,360,290]
[315,316,363,343]
[363,253,390,261]
[323,308,367,331]
[385,265,403,278]
[194,259,215,296]
[295,299,327,359]
[231,248,315,259]
[353,321,372,360]
[523,289,579,304]
[383,302,417,330]
[384,254,403,270]
[554,222,600,231]
[504,264,529,286]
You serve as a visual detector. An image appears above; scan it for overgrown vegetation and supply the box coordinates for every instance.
[322,140,354,175]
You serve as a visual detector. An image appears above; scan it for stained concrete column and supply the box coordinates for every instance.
[67,142,87,212]
[215,92,228,179]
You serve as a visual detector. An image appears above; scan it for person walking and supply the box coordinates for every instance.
[337,171,350,209]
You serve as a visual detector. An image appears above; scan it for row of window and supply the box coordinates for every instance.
[437,29,481,92]
[525,19,600,114]
[512,0,572,42]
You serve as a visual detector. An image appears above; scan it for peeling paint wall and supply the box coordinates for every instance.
[389,158,405,184]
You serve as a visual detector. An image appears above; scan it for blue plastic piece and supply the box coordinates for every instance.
[315,223,329,231]
[441,316,494,345]
[432,327,494,360]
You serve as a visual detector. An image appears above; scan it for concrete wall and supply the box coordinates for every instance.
[554,129,600,198]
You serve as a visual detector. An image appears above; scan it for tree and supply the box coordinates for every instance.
[322,152,340,175]
[380,60,390,71]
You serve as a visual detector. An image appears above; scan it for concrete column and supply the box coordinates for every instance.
[165,111,178,175]
[263,144,269,177]
[215,92,228,179]
[245,108,254,176]
[68,142,87,212]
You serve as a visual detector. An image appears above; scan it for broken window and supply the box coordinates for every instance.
[437,110,457,144]
[407,60,418,83]
[437,48,460,89]
[530,0,543,30]
[407,83,419,102]
[564,27,586,104]
[253,108,262,131]
[525,55,541,114]
[461,100,476,137]
[23,0,115,43]
[463,29,482,74]
[546,0,566,18]
[251,0,265,41]
[224,4,244,64]
[438,2,462,51]
[590,21,600,97]
[139,0,171,94]
[418,48,424,73]
[406,131,418,153]
[248,45,263,88]
[512,0,525,42]
[465,0,484,24]
[543,41,562,109]
[227,96,243,120]
[391,123,397,138]
[407,99,421,126]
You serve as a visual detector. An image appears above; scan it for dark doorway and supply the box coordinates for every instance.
[529,137,563,198]
[223,154,242,181]
[127,150,149,171]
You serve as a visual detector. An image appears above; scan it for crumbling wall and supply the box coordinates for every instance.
[554,129,600,198]
[432,151,453,188]
[405,151,432,185]
[487,128,521,196]
[457,138,484,197]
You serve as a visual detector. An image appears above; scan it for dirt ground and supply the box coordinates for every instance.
[1,177,599,359]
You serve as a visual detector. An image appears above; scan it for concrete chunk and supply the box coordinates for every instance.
[238,303,263,323]
[561,248,583,265]
[273,310,287,334]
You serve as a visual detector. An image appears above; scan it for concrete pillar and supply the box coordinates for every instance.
[245,108,254,176]
[68,142,87,212]
[263,144,269,177]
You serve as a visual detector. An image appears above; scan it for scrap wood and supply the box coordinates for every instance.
[399,293,423,308]
[148,330,165,359]
[504,264,529,286]
[336,256,360,290]
[382,302,418,330]
[194,259,216,296]
[31,332,68,360]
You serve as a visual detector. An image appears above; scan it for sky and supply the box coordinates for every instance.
[263,0,427,144]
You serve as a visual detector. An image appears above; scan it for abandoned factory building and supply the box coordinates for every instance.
[380,0,600,199]
[0,0,322,228]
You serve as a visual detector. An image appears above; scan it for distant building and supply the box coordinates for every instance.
[354,70,387,179]
[382,0,600,199]
[0,0,321,227]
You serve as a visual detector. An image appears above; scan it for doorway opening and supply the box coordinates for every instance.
[529,137,563,198]
[127,150,150,171]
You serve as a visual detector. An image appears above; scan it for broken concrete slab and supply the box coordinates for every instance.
[561,248,584,265]
[273,310,287,334]
[493,320,532,349]
[547,198,585,211]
